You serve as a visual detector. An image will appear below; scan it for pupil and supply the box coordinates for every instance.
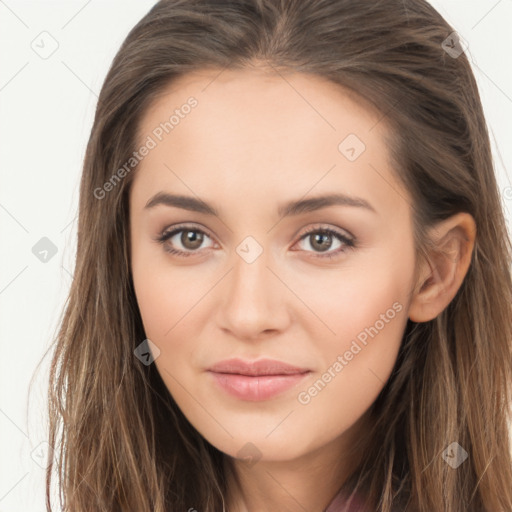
[312,233,331,252]
[182,230,203,249]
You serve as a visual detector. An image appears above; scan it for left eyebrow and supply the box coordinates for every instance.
[277,193,377,217]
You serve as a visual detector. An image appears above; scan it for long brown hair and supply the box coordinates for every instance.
[44,0,512,510]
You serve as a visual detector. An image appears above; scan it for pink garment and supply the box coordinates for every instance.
[324,489,367,512]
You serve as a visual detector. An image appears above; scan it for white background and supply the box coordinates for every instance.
[0,1,511,510]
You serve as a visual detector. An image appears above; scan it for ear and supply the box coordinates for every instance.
[408,212,476,323]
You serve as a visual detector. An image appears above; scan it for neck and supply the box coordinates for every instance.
[223,412,370,512]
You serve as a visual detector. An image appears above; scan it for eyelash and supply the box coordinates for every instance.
[155,223,356,260]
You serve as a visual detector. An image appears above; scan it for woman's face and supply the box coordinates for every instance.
[129,67,416,463]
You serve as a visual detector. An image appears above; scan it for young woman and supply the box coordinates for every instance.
[45,0,512,510]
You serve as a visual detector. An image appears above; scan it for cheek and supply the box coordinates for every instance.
[281,249,412,350]
[288,250,412,410]
[131,258,225,447]
[288,277,409,453]
[131,254,215,392]
[132,246,211,340]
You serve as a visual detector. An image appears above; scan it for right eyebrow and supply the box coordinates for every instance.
[144,192,219,216]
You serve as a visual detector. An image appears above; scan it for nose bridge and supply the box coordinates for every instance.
[218,237,288,337]
[232,244,270,297]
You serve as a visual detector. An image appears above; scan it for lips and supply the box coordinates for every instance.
[207,358,311,401]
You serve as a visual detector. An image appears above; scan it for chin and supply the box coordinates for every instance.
[197,422,318,464]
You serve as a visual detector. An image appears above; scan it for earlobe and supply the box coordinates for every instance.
[408,212,476,323]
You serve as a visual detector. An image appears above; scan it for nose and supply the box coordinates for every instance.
[216,245,291,341]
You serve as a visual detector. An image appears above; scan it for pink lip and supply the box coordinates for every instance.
[207,358,311,401]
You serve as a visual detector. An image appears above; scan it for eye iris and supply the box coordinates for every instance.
[182,230,203,250]
[311,232,332,252]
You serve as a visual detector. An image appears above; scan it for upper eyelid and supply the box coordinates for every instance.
[160,223,214,239]
[299,225,353,240]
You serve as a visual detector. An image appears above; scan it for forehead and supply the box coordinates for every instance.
[132,67,407,218]
[138,67,385,145]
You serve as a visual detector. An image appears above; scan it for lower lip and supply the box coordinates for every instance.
[208,371,310,401]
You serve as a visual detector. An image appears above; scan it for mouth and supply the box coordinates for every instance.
[207,358,311,401]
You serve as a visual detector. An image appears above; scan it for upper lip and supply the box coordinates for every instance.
[208,358,311,376]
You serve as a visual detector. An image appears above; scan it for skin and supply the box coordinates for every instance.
[129,66,476,512]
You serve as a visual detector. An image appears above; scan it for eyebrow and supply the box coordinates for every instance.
[144,192,377,216]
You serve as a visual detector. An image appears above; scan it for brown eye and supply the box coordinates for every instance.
[180,230,204,250]
[294,227,356,259]
[309,232,334,252]
[156,225,215,256]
